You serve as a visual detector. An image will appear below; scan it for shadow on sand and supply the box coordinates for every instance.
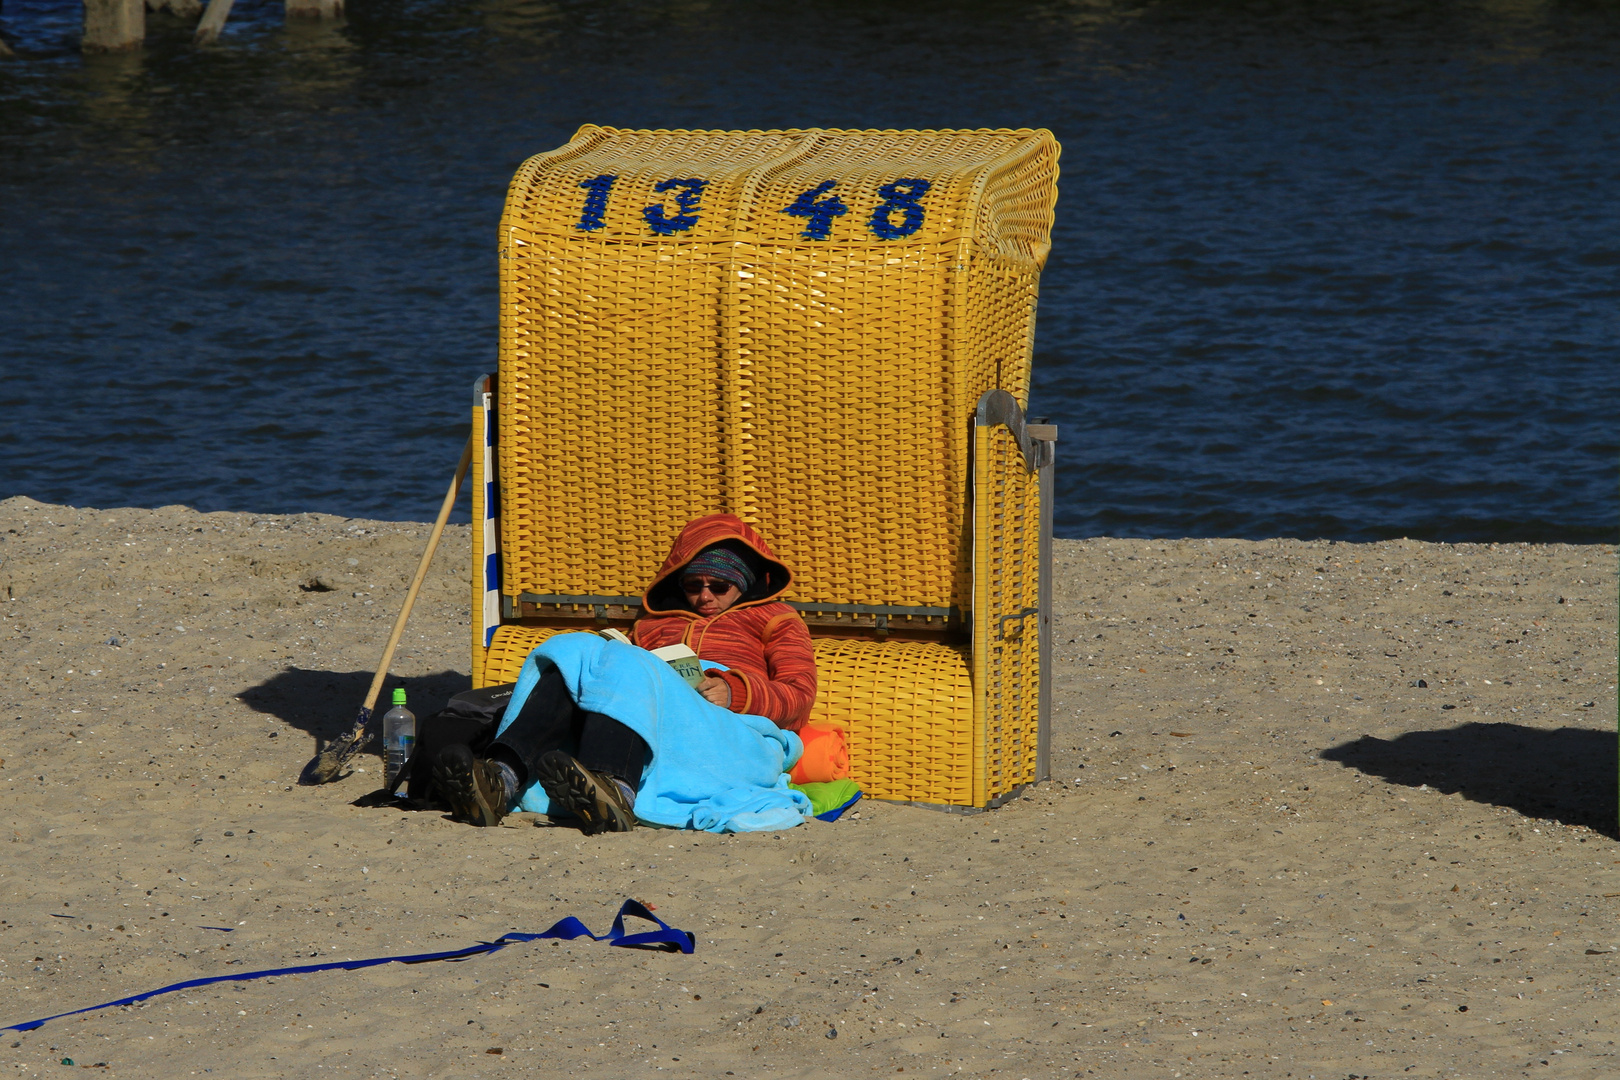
[239,666,470,745]
[1320,722,1617,839]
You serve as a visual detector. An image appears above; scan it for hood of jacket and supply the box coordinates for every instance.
[642,513,794,616]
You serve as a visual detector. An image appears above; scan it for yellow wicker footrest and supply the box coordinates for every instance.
[481,625,575,686]
[810,639,974,807]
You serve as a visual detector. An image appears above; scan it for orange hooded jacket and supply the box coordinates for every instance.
[632,514,818,731]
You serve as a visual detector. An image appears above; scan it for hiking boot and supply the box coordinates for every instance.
[534,750,636,835]
[432,743,508,827]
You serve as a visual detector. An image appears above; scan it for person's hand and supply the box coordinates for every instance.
[696,675,732,709]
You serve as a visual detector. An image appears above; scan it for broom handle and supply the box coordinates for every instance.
[362,434,473,716]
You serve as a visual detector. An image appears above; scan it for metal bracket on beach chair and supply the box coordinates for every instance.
[997,607,1041,640]
[975,389,1053,473]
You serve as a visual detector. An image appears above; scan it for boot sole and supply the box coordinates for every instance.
[432,746,503,827]
[535,752,634,835]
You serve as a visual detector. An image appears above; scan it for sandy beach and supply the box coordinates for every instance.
[0,494,1614,1079]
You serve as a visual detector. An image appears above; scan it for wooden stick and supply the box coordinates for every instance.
[297,435,473,785]
[193,0,233,45]
[361,435,473,720]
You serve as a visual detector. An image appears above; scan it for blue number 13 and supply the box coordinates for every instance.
[574,174,710,234]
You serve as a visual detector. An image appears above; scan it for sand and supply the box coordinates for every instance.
[0,494,1615,1079]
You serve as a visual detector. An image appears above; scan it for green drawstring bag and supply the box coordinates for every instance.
[791,779,861,820]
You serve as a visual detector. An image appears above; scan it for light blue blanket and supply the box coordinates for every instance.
[494,634,812,833]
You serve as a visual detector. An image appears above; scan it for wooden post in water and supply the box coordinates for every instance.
[83,0,144,51]
[285,0,341,18]
[192,0,233,44]
[147,0,203,18]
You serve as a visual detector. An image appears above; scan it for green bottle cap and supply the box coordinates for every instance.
[392,688,407,707]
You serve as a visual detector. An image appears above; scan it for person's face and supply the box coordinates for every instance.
[681,575,741,616]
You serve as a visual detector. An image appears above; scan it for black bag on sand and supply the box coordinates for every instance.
[354,683,516,809]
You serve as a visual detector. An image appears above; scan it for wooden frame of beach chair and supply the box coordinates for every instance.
[468,126,1060,810]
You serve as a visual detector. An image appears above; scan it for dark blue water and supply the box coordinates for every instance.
[2,0,1616,542]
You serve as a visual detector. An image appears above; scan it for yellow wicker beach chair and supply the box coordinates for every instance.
[469,126,1060,810]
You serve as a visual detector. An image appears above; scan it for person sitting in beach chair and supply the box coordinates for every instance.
[434,513,817,833]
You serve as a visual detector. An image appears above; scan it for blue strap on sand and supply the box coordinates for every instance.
[3,899,692,1034]
[535,898,695,952]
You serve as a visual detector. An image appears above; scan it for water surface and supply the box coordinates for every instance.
[2,0,1616,541]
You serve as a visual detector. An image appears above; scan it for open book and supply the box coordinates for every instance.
[598,628,705,688]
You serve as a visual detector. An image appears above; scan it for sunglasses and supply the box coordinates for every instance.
[680,577,737,596]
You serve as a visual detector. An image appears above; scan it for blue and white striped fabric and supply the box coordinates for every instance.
[478,376,502,648]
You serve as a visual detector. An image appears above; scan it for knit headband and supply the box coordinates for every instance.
[680,547,756,594]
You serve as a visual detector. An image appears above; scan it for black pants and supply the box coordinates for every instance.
[487,665,649,788]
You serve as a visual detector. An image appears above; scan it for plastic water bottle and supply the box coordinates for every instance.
[382,688,415,792]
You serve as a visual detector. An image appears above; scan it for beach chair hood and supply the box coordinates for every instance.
[642,513,793,616]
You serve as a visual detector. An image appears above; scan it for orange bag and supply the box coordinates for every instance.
[789,722,850,785]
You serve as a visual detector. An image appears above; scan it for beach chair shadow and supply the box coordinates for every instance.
[1320,722,1617,839]
[238,666,467,745]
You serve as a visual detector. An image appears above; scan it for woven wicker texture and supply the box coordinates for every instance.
[807,638,974,806]
[973,422,1044,805]
[496,126,1059,614]
[482,624,574,687]
[480,625,973,806]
